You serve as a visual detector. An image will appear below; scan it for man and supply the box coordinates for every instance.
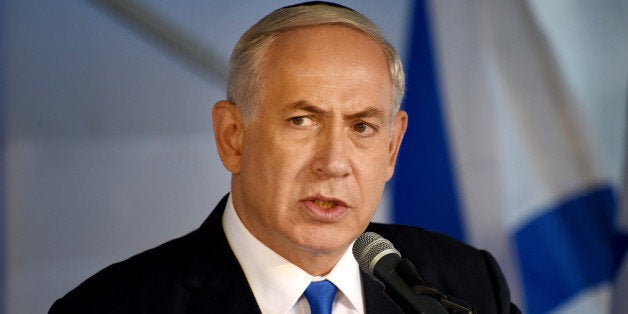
[51,2,519,313]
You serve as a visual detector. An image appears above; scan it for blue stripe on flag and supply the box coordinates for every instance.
[515,186,617,313]
[615,233,628,268]
[393,0,466,241]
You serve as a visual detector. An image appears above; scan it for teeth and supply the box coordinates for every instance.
[314,200,336,209]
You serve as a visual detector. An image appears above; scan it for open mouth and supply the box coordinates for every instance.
[302,196,350,222]
[313,200,336,209]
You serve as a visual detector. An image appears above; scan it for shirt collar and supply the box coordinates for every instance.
[222,194,364,313]
[325,243,365,312]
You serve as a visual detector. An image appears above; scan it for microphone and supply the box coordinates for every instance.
[353,232,473,314]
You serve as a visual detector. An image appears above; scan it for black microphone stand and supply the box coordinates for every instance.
[396,258,475,314]
[373,254,448,314]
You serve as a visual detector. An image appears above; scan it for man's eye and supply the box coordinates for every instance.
[353,122,377,136]
[289,116,315,127]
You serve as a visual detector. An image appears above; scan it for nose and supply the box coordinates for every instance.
[312,126,352,178]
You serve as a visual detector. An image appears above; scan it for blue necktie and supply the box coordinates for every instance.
[304,280,338,314]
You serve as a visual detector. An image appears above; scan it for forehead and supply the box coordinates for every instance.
[259,26,394,112]
[266,25,388,73]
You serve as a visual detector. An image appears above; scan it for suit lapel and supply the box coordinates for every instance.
[362,272,404,313]
[182,195,262,314]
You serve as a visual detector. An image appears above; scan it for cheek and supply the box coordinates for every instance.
[240,132,311,191]
[357,146,391,178]
[355,152,390,201]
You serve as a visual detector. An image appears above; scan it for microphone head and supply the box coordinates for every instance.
[352,232,401,277]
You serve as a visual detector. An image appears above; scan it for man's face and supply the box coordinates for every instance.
[223,26,407,269]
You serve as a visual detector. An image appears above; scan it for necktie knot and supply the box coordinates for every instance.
[304,280,337,314]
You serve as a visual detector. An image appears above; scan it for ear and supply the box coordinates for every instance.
[212,100,245,174]
[385,110,408,180]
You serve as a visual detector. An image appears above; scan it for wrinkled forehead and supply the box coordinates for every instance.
[258,25,395,110]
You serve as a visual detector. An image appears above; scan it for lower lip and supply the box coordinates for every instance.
[301,200,350,222]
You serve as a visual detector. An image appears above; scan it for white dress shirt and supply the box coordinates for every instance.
[223,194,365,314]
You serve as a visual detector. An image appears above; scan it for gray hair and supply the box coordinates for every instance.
[227,1,405,122]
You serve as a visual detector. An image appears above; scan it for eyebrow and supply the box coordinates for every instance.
[287,100,387,123]
[288,100,327,115]
[345,107,386,122]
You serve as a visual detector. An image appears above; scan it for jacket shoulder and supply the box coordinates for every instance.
[366,222,482,266]
[366,223,514,313]
[50,195,233,314]
[50,230,198,313]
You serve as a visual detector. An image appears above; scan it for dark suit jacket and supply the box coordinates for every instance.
[50,195,518,313]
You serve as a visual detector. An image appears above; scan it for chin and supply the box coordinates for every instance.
[295,227,355,253]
